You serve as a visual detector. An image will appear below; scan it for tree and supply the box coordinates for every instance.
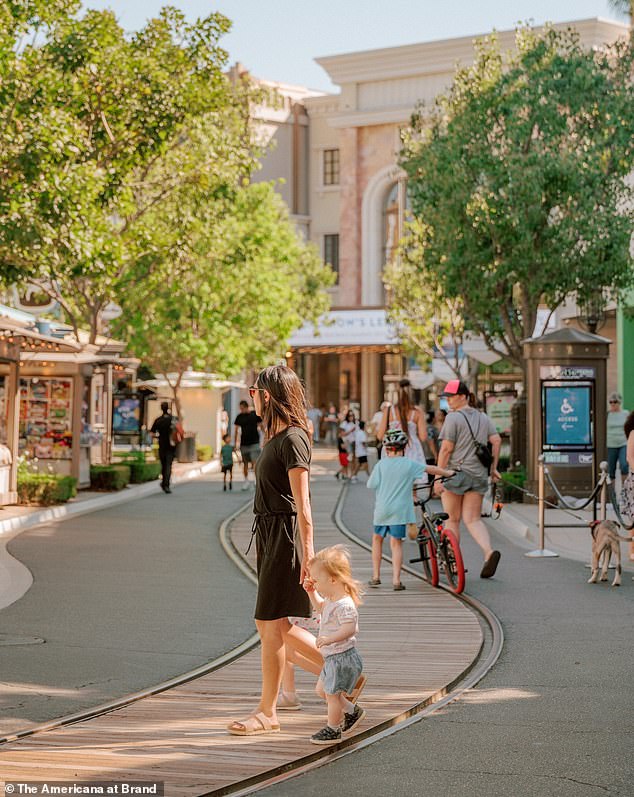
[0,5,261,341]
[391,26,634,375]
[113,181,334,419]
[384,218,468,380]
[608,1,634,23]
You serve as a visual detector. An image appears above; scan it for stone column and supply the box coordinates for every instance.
[338,127,360,306]
[361,351,380,421]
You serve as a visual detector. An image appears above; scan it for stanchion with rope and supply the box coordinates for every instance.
[526,455,559,558]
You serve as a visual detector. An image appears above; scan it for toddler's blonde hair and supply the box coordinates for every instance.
[309,545,364,606]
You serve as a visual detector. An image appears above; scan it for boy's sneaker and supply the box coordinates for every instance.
[341,704,365,734]
[350,476,358,483]
[310,725,342,745]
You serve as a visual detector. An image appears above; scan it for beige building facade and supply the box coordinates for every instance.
[255,18,629,419]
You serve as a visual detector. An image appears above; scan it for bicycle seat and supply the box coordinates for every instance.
[431,512,449,523]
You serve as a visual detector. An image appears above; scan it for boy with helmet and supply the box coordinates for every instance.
[367,428,455,590]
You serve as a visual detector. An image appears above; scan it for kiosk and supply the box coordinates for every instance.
[523,327,610,498]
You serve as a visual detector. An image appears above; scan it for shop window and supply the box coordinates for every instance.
[19,377,73,460]
[323,149,340,186]
[324,234,339,282]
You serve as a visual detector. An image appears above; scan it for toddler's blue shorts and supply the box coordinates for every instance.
[374,524,407,539]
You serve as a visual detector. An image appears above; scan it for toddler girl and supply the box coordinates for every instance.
[304,545,365,744]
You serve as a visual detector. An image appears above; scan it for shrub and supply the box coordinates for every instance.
[129,461,161,483]
[499,468,526,503]
[18,473,77,506]
[196,444,213,461]
[90,465,131,491]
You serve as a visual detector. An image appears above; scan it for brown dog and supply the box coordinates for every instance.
[588,520,633,587]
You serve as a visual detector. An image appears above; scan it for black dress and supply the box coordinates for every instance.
[250,427,312,621]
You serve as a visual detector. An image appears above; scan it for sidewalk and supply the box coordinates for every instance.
[485,498,634,572]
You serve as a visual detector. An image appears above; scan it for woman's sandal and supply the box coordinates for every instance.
[345,674,367,704]
[277,692,302,711]
[227,712,281,736]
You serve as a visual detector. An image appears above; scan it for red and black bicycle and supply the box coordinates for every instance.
[409,478,466,595]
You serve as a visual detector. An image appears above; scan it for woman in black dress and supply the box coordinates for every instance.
[228,365,322,736]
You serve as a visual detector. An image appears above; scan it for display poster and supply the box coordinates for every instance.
[112,396,141,434]
[485,392,516,435]
[19,377,73,459]
[543,383,592,448]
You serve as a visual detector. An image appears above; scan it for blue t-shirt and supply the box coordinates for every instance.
[367,456,426,525]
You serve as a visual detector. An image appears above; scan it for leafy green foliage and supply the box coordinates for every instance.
[0,3,261,340]
[394,26,634,369]
[90,464,130,490]
[17,472,77,505]
[113,180,333,417]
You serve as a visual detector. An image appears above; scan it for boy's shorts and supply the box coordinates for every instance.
[374,524,407,540]
[221,464,233,474]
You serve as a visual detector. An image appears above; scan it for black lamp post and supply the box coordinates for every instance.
[579,294,606,335]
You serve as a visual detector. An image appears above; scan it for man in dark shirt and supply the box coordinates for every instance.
[233,400,262,490]
[151,401,176,493]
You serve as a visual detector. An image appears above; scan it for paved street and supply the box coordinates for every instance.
[261,479,634,797]
[0,474,256,735]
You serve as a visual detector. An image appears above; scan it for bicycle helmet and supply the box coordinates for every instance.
[383,428,408,450]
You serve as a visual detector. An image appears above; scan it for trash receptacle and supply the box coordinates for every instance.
[177,433,197,463]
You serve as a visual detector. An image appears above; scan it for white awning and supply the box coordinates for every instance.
[289,309,400,348]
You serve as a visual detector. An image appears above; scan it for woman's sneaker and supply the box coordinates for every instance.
[310,725,342,745]
[341,704,365,734]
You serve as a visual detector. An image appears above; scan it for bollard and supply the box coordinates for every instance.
[599,461,608,522]
[526,454,558,558]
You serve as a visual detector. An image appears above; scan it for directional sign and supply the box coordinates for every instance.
[543,383,592,448]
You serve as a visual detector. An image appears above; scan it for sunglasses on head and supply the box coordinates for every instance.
[249,385,265,399]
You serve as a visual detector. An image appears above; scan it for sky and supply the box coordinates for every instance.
[83,0,627,92]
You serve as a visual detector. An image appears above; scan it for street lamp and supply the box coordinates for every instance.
[578,294,606,335]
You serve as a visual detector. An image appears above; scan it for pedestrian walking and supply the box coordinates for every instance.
[424,410,439,464]
[607,392,629,481]
[335,435,350,480]
[220,433,234,491]
[436,380,502,578]
[303,545,366,744]
[307,405,323,444]
[377,378,428,476]
[368,400,390,459]
[233,399,262,490]
[367,428,455,590]
[150,401,177,494]
[351,420,369,482]
[619,410,634,561]
[227,365,323,737]
[324,404,338,445]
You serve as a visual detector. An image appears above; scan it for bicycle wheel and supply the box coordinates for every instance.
[439,529,465,594]
[418,523,439,586]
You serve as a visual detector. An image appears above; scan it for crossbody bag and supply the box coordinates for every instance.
[458,410,493,472]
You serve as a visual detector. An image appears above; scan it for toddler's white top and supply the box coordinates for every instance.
[320,595,358,657]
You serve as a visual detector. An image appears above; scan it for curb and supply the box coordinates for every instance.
[0,460,220,539]
[0,460,220,611]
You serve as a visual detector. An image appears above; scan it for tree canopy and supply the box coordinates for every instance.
[0,2,333,399]
[389,26,634,372]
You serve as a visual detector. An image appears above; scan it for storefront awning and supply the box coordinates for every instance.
[289,309,400,351]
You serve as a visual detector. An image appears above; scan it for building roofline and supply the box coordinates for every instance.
[315,18,629,85]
